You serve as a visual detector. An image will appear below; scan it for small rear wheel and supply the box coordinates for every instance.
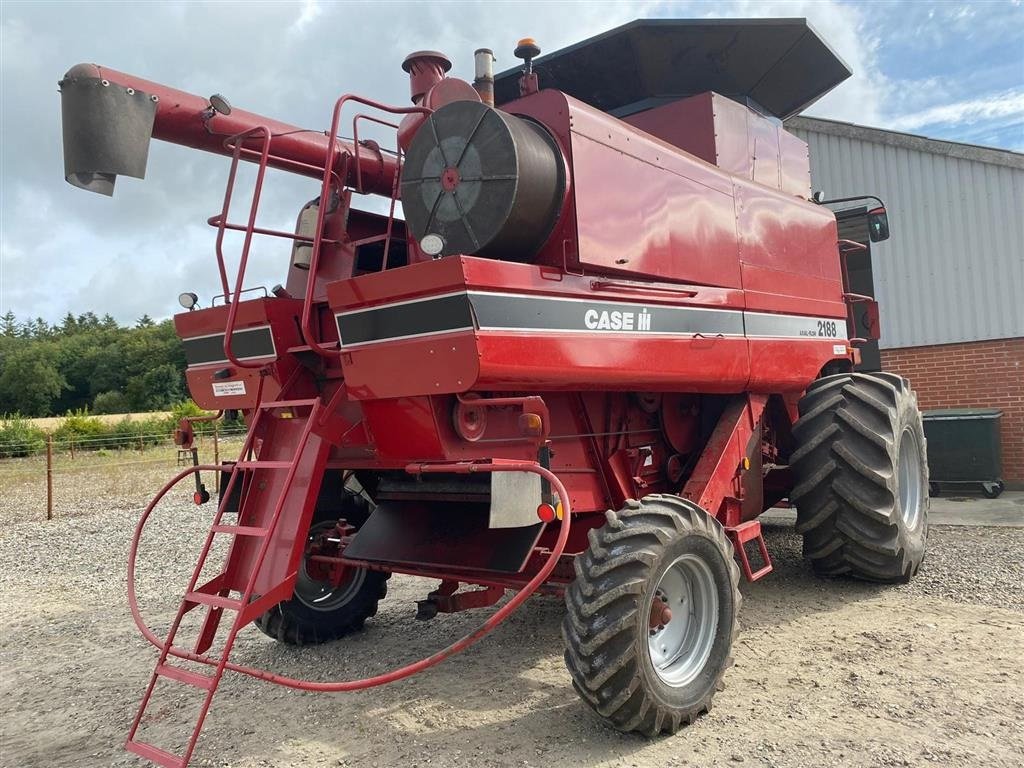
[255,491,388,645]
[563,495,740,735]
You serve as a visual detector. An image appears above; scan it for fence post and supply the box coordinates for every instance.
[46,435,53,521]
[213,422,220,493]
[70,438,75,460]
[138,435,144,454]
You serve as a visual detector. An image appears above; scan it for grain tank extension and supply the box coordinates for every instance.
[59,18,928,767]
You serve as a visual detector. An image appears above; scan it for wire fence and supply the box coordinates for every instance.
[0,425,248,522]
[0,427,249,456]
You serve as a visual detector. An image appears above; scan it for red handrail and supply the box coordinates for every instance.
[216,126,273,369]
[127,460,571,692]
[300,94,431,360]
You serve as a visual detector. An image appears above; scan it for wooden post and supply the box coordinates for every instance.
[138,435,144,453]
[69,438,75,460]
[46,435,53,521]
[213,422,220,493]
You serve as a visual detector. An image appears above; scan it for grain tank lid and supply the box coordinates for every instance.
[493,18,852,119]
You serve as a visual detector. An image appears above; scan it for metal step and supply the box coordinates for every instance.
[184,591,242,611]
[235,460,294,469]
[260,398,318,408]
[125,740,184,768]
[210,524,268,537]
[156,663,215,691]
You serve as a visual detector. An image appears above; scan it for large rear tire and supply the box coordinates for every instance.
[791,372,929,583]
[255,490,389,645]
[563,495,740,735]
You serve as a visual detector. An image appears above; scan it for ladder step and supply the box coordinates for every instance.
[261,398,318,408]
[125,740,185,768]
[185,591,242,610]
[211,523,268,537]
[156,662,215,691]
[235,460,294,470]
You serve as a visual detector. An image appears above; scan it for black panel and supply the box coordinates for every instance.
[336,293,474,346]
[355,239,409,273]
[470,293,744,335]
[493,18,851,119]
[344,500,544,573]
[182,326,275,366]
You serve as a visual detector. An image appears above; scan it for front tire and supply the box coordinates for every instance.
[563,495,740,736]
[791,372,929,583]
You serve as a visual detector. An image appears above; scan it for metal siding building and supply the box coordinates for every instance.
[786,117,1024,349]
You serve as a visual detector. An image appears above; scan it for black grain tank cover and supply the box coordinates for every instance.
[493,18,851,119]
[401,100,565,260]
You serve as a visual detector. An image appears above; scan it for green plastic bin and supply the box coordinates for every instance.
[922,409,1003,498]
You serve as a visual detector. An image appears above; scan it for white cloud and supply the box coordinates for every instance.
[289,0,322,37]
[886,89,1024,132]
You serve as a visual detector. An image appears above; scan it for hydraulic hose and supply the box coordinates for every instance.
[128,460,571,691]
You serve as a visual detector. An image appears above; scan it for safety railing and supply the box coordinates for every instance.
[205,96,431,365]
[206,128,343,367]
[302,95,431,359]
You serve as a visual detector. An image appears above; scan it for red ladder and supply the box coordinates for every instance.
[125,393,328,767]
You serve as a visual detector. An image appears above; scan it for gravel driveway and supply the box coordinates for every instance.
[1,496,1022,768]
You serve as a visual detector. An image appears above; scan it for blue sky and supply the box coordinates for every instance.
[1,0,1022,325]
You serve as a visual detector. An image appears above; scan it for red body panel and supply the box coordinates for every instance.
[174,298,309,410]
[326,256,845,399]
[622,91,812,198]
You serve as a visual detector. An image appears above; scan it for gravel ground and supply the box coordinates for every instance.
[1,490,1022,768]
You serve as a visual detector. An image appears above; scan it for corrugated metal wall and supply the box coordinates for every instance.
[788,120,1024,349]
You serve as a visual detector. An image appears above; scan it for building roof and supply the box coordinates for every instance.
[786,116,1024,170]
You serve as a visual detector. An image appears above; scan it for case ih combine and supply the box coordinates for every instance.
[59,18,929,767]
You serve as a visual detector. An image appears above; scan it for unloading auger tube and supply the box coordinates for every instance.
[127,461,572,690]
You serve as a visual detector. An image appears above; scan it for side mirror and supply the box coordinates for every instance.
[867,206,890,243]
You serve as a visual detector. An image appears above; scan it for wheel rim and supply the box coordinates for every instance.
[294,522,366,611]
[647,553,719,687]
[898,426,923,530]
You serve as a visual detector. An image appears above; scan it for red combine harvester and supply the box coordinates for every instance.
[59,18,929,767]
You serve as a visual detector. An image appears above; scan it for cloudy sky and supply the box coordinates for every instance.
[1,0,1022,325]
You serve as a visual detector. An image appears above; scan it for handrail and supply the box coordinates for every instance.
[127,459,572,692]
[217,126,273,370]
[300,94,431,360]
[354,113,403,270]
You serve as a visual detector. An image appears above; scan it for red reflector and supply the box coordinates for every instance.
[193,492,204,505]
[536,503,556,523]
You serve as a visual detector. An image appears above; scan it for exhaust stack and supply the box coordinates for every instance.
[59,64,157,196]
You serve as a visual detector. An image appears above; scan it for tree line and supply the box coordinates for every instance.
[0,310,187,417]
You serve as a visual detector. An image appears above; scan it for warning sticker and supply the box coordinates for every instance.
[833,344,848,355]
[212,380,246,397]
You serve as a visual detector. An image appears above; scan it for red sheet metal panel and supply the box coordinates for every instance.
[567,99,741,287]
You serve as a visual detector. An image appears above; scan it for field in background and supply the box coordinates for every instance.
[25,411,172,431]
[0,434,245,526]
